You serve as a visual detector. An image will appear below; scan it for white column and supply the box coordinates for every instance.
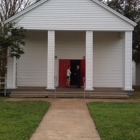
[6,56,17,89]
[46,30,55,90]
[123,31,133,91]
[85,31,94,91]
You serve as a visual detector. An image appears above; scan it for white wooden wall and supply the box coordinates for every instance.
[132,61,140,86]
[55,31,85,59]
[17,31,124,88]
[17,30,47,86]
[136,64,140,85]
[132,61,136,85]
[47,30,55,89]
[7,56,16,88]
[55,31,85,86]
[93,32,123,87]
[86,31,93,90]
[14,0,133,31]
[124,31,132,90]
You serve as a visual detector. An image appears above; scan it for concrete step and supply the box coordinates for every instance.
[10,91,129,99]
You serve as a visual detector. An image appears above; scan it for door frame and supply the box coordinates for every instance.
[58,59,85,86]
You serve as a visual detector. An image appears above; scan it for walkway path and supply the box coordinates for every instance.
[8,98,139,140]
[29,99,101,140]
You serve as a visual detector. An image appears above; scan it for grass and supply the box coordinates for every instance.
[0,97,50,140]
[87,102,140,140]
[130,86,140,99]
[0,90,5,96]
[130,91,140,99]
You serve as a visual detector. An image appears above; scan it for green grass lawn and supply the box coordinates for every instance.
[0,97,50,140]
[130,91,140,99]
[131,86,140,99]
[0,90,5,96]
[87,102,140,140]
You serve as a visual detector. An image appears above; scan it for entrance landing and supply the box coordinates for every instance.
[10,87,129,99]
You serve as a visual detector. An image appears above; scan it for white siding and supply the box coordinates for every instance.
[55,31,123,88]
[7,56,16,88]
[14,0,133,31]
[17,31,124,88]
[93,32,123,87]
[136,64,140,85]
[17,30,47,86]
[55,31,85,59]
[86,31,93,90]
[47,31,55,89]
[55,31,85,86]
[124,32,133,90]
[132,61,136,85]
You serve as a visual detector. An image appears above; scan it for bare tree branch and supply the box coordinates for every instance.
[0,0,39,23]
[0,0,40,78]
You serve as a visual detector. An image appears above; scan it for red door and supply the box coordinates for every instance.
[59,60,70,86]
[80,59,85,86]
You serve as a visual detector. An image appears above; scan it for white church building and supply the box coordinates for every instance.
[4,0,136,94]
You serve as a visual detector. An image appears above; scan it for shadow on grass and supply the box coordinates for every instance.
[0,90,5,97]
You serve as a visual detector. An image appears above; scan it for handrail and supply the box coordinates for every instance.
[83,77,85,99]
[54,76,57,98]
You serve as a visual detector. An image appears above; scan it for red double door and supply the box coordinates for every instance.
[59,59,85,86]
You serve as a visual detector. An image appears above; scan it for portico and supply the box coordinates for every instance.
[4,0,136,95]
[46,30,94,91]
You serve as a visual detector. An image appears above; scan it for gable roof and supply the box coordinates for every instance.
[4,0,136,26]
[4,0,48,24]
[92,0,136,26]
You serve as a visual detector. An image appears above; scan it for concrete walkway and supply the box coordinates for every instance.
[7,98,139,140]
[29,99,101,140]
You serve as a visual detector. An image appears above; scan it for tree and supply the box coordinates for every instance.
[0,0,40,84]
[0,23,26,85]
[106,0,140,63]
[0,0,40,24]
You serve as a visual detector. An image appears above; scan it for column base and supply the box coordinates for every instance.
[6,87,17,96]
[46,88,55,91]
[123,88,134,95]
[85,88,94,91]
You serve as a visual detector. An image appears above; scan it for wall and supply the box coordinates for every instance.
[136,63,140,85]
[17,30,47,86]
[93,32,123,87]
[16,31,123,88]
[132,61,136,85]
[55,31,85,86]
[14,0,133,31]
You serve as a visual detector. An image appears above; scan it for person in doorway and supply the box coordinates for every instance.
[75,65,80,88]
[66,66,71,87]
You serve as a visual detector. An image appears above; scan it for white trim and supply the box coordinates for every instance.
[92,0,136,26]
[6,56,17,89]
[13,56,17,88]
[85,31,94,91]
[132,61,136,85]
[4,0,48,24]
[4,0,136,27]
[124,89,134,91]
[123,31,133,91]
[46,30,55,90]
